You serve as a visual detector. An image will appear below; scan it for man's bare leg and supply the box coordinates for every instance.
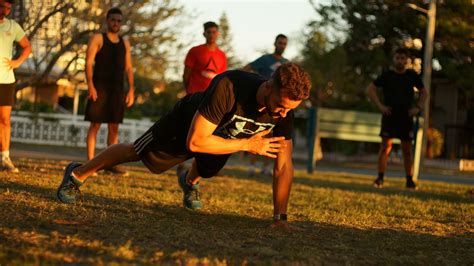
[0,106,18,172]
[72,143,140,182]
[401,140,417,189]
[374,137,392,187]
[107,123,119,146]
[0,106,12,153]
[87,122,101,160]
[185,158,202,185]
[179,158,203,209]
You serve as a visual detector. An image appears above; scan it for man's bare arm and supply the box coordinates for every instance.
[186,112,286,158]
[124,38,134,107]
[85,34,102,101]
[273,139,294,215]
[4,36,31,70]
[366,82,391,115]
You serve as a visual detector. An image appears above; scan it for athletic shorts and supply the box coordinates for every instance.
[133,123,231,178]
[0,83,16,106]
[85,89,125,123]
[380,113,414,141]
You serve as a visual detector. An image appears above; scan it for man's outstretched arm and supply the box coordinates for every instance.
[272,139,294,226]
[187,112,286,158]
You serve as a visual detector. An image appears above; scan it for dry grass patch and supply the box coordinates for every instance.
[0,158,473,265]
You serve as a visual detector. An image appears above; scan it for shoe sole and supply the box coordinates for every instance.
[57,162,81,203]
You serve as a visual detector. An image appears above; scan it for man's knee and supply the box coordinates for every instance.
[89,123,101,131]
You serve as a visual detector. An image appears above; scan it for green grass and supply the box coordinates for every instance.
[1,158,473,265]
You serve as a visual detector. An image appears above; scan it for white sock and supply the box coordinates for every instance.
[1,151,10,161]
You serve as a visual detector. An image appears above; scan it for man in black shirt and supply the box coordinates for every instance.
[84,8,135,176]
[57,63,312,229]
[366,48,428,189]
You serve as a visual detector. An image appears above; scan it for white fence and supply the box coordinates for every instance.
[11,111,154,148]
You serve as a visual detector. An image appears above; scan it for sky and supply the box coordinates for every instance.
[179,0,318,64]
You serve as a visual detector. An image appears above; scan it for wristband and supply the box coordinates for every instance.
[273,213,287,221]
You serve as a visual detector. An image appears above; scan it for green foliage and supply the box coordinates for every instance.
[16,101,55,113]
[125,76,183,120]
[302,0,473,111]
[217,12,242,69]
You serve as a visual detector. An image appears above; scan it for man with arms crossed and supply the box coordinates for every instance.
[0,0,31,172]
[57,63,311,228]
[85,7,134,175]
[366,48,427,189]
[183,21,227,94]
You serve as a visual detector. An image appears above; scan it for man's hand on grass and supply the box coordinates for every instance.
[270,220,303,231]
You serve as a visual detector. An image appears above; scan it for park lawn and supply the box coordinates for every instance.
[0,158,473,265]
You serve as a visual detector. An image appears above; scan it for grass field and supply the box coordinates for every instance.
[1,158,473,265]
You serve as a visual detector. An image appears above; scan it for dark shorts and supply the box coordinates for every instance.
[133,124,231,178]
[85,89,125,123]
[0,83,16,106]
[380,113,414,141]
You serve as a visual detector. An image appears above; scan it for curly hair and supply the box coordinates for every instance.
[272,63,311,101]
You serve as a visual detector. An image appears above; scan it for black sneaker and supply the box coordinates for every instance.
[373,178,384,188]
[178,170,202,210]
[406,179,418,190]
[57,162,83,204]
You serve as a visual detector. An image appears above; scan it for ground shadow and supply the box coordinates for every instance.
[221,168,474,205]
[1,179,473,265]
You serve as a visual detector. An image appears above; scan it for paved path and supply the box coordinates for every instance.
[10,143,474,185]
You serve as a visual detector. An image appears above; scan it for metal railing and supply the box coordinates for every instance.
[11,111,154,148]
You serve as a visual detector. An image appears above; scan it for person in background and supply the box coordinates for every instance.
[0,0,32,173]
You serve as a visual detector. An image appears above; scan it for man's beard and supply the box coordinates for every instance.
[109,27,120,33]
[264,94,281,118]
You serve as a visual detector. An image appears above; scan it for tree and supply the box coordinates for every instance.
[217,12,241,69]
[11,0,186,91]
[305,0,473,112]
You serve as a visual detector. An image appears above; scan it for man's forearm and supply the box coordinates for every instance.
[188,134,248,155]
[367,86,383,109]
[85,64,94,87]
[127,68,134,92]
[417,88,428,109]
[15,46,31,65]
[273,161,293,215]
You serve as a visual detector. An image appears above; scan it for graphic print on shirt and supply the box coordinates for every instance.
[216,114,275,139]
[201,57,219,79]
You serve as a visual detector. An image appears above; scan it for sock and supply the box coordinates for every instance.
[1,151,10,161]
[378,172,384,180]
[406,175,413,181]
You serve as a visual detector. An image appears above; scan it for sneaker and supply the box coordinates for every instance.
[406,179,418,190]
[0,157,19,173]
[57,162,83,204]
[178,170,202,210]
[104,166,128,177]
[373,178,384,188]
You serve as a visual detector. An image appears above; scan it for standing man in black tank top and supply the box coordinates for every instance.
[84,7,134,176]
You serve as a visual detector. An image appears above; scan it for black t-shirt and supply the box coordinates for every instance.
[152,70,294,154]
[373,69,424,112]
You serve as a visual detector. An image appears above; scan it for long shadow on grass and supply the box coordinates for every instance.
[221,168,474,205]
[1,179,473,265]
